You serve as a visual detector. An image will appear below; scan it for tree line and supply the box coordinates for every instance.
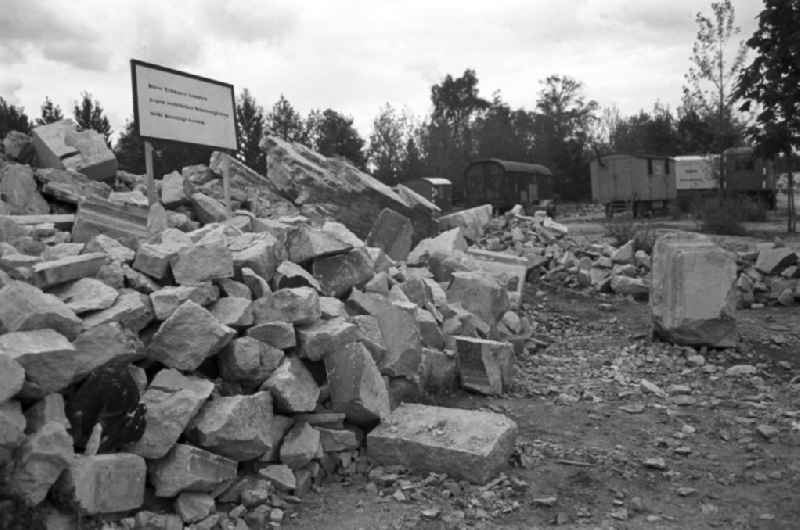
[0,0,796,224]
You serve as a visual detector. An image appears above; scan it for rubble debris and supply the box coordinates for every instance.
[71,195,149,249]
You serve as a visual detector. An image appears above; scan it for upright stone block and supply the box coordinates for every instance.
[454,336,514,395]
[261,357,320,413]
[57,453,146,514]
[324,342,390,426]
[366,208,414,261]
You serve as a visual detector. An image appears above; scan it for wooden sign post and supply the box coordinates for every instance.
[130,59,238,212]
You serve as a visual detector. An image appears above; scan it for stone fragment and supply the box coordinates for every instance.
[0,329,76,398]
[0,401,26,464]
[174,492,215,524]
[312,247,375,297]
[241,267,270,298]
[0,281,81,339]
[0,353,25,402]
[0,163,50,215]
[172,236,234,285]
[446,271,509,324]
[437,204,493,242]
[71,322,144,381]
[134,511,183,530]
[132,229,192,280]
[611,275,649,296]
[317,427,360,452]
[219,337,284,385]
[128,369,214,459]
[261,357,320,413]
[147,300,235,371]
[259,464,296,492]
[321,220,364,248]
[287,225,352,263]
[611,240,634,264]
[57,453,146,514]
[352,315,388,364]
[280,422,321,469]
[247,321,296,349]
[417,308,445,349]
[81,289,153,332]
[373,301,422,378]
[148,444,237,498]
[252,286,320,325]
[407,227,468,266]
[218,278,251,299]
[71,196,149,249]
[366,208,414,261]
[367,403,518,484]
[51,278,118,314]
[296,318,359,361]
[651,233,738,347]
[260,415,295,463]
[455,336,513,395]
[364,271,390,295]
[7,422,74,505]
[3,130,32,160]
[42,242,84,261]
[24,393,69,434]
[149,283,219,320]
[190,192,229,224]
[319,296,346,318]
[33,119,117,180]
[161,171,188,207]
[274,260,321,291]
[210,297,253,328]
[187,391,274,461]
[324,342,390,426]
[755,247,797,275]
[228,232,282,281]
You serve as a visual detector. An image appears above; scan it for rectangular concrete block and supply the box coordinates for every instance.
[58,453,146,514]
[367,403,517,484]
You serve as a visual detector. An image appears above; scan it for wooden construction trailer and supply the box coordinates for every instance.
[723,147,776,208]
[461,159,555,214]
[401,177,453,211]
[590,153,676,217]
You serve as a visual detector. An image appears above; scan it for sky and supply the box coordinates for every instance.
[1,0,762,143]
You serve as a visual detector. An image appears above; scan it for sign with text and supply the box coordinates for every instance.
[131,59,237,150]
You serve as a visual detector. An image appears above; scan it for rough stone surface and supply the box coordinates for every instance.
[319,296,347,318]
[279,422,321,469]
[51,278,118,314]
[446,271,510,325]
[317,427,360,452]
[252,287,320,325]
[218,278,252,299]
[172,237,234,285]
[147,300,235,371]
[325,342,390,426]
[651,233,738,347]
[8,421,74,505]
[128,369,214,459]
[210,297,253,328]
[71,322,144,382]
[57,453,146,514]
[352,315,388,364]
[437,204,493,242]
[161,171,188,207]
[610,275,649,296]
[367,403,518,484]
[420,348,457,391]
[148,443,237,498]
[228,232,282,281]
[274,260,320,291]
[261,357,320,413]
[312,247,375,297]
[365,208,414,261]
[149,283,219,320]
[81,289,153,333]
[187,391,274,461]
[132,229,192,280]
[0,353,25,402]
[24,393,69,434]
[0,163,50,215]
[373,301,423,378]
[407,227,468,266]
[175,492,215,523]
[287,225,352,263]
[247,321,296,349]
[455,336,514,395]
[0,329,76,399]
[259,464,296,492]
[0,400,26,465]
[0,281,82,339]
[190,192,229,224]
[260,415,295,463]
[33,120,117,180]
[755,247,797,275]
[296,317,359,361]
[241,267,271,298]
[218,337,284,385]
[417,308,445,349]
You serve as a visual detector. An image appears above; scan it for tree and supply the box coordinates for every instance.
[236,88,266,173]
[306,109,365,168]
[684,0,748,191]
[114,119,212,176]
[0,97,30,138]
[35,97,64,126]
[73,92,112,144]
[367,103,410,185]
[736,0,800,233]
[399,136,425,182]
[267,95,305,144]
[610,103,680,156]
[474,93,535,161]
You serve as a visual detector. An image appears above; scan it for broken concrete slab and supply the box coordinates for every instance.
[0,330,76,399]
[81,289,153,333]
[147,300,235,371]
[651,232,738,348]
[51,277,118,314]
[367,403,518,484]
[187,391,275,461]
[437,204,493,242]
[218,337,284,386]
[279,422,321,469]
[0,163,50,215]
[312,247,375,297]
[247,321,296,349]
[296,317,359,362]
[0,353,25,402]
[149,283,219,320]
[7,421,74,505]
[56,453,146,514]
[252,286,320,325]
[261,357,320,414]
[71,195,149,250]
[148,443,237,498]
[446,271,510,325]
[365,208,414,261]
[128,369,214,460]
[324,341,390,426]
[0,280,82,339]
[454,336,514,395]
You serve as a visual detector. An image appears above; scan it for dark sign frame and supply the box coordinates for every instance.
[130,59,239,151]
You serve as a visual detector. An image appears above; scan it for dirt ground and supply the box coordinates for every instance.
[284,282,800,529]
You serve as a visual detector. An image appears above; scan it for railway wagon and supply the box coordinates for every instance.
[590,153,676,217]
[460,158,555,215]
[401,177,453,211]
[723,147,776,208]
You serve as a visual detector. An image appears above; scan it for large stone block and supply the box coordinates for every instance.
[71,196,149,250]
[187,391,274,461]
[148,443,237,498]
[0,329,76,399]
[0,353,25,402]
[228,232,282,281]
[0,281,82,339]
[172,236,234,285]
[446,271,510,324]
[454,336,514,395]
[325,342,390,426]
[312,247,375,298]
[57,453,146,514]
[373,301,422,378]
[149,283,219,320]
[7,421,74,505]
[367,403,517,484]
[51,278,118,314]
[252,287,320,325]
[0,163,49,215]
[128,369,214,459]
[287,225,352,263]
[365,208,414,261]
[437,204,493,242]
[218,336,284,385]
[261,357,320,413]
[651,233,738,347]
[296,318,358,361]
[147,300,235,371]
[33,120,117,180]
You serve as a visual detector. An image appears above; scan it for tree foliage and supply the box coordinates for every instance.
[36,97,64,126]
[73,92,112,144]
[736,0,800,232]
[306,108,366,168]
[0,97,30,138]
[113,119,212,176]
[267,95,306,144]
[236,88,266,173]
[367,103,411,185]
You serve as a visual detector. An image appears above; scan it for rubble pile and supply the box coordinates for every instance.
[0,128,524,527]
[733,243,800,309]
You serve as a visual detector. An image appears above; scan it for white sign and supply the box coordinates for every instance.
[673,156,717,190]
[131,60,237,150]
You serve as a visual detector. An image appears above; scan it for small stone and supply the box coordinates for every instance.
[259,464,296,492]
[218,337,283,386]
[280,422,321,469]
[51,278,118,314]
[643,457,668,470]
[725,364,757,377]
[756,424,779,440]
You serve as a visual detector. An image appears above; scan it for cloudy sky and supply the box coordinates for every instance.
[1,0,762,142]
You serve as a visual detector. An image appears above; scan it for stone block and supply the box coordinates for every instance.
[407,227,467,266]
[175,492,215,523]
[446,271,510,325]
[0,329,76,399]
[367,403,517,484]
[161,171,188,207]
[218,278,251,299]
[261,357,320,413]
[7,421,74,505]
[373,301,422,378]
[247,321,296,349]
[252,286,320,325]
[287,225,351,263]
[210,297,253,328]
[0,353,25,402]
[454,336,513,395]
[149,283,219,320]
[218,337,283,385]
[190,192,229,224]
[0,163,50,215]
[57,453,146,514]
[755,247,797,275]
[319,296,346,318]
[351,315,388,364]
[259,464,295,492]
[148,443,237,498]
[312,247,375,297]
[274,260,321,291]
[24,393,69,434]
[0,281,81,339]
[81,289,153,333]
[51,278,118,314]
[324,342,390,426]
[172,237,234,285]
[296,317,359,361]
[0,400,26,465]
[437,204,492,242]
[280,422,321,469]
[71,195,149,250]
[71,322,144,382]
[228,232,282,281]
[420,348,457,392]
[241,267,270,298]
[365,208,414,261]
